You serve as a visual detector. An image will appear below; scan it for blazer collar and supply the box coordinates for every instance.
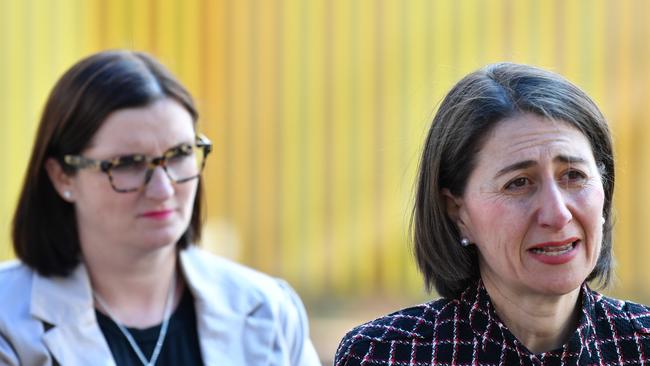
[179,247,278,365]
[31,263,116,365]
[29,248,279,365]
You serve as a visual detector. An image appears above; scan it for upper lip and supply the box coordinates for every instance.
[528,237,579,250]
[140,209,174,216]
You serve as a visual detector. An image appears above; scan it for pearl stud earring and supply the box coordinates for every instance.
[460,238,470,247]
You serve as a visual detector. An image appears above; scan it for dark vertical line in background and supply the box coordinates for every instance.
[632,0,646,298]
[200,0,208,115]
[199,0,210,234]
[579,0,594,89]
[450,0,460,76]
[554,0,566,71]
[149,0,158,53]
[25,0,34,148]
[424,0,434,131]
[348,0,360,293]
[50,0,59,68]
[175,0,184,75]
[99,0,107,47]
[399,0,410,293]
[125,0,134,47]
[373,0,385,293]
[249,0,260,267]
[273,0,285,276]
[323,0,334,293]
[528,0,540,65]
[476,0,487,63]
[223,0,233,220]
[298,0,310,288]
[603,8,616,132]
[0,1,6,235]
[503,0,513,59]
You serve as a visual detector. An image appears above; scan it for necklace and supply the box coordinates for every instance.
[93,272,176,366]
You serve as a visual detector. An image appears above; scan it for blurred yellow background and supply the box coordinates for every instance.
[2,0,650,362]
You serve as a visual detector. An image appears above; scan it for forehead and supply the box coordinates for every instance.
[476,113,595,168]
[86,98,195,155]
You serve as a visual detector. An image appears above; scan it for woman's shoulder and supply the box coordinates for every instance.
[181,246,288,295]
[334,297,459,365]
[594,291,650,332]
[180,245,310,321]
[180,246,320,365]
[0,261,36,330]
[0,260,34,303]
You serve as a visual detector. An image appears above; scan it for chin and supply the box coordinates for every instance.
[140,229,185,249]
[532,272,587,296]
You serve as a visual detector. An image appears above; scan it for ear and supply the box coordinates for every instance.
[441,188,472,241]
[45,158,75,202]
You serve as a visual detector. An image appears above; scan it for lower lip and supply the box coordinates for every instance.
[528,241,579,265]
[141,210,174,220]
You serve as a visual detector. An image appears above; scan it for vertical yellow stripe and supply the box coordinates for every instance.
[330,0,353,293]
[611,0,633,294]
[5,2,27,259]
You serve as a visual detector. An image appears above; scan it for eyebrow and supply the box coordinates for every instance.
[111,141,194,158]
[494,155,589,178]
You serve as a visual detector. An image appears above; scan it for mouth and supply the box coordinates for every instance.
[528,239,579,256]
[140,209,174,219]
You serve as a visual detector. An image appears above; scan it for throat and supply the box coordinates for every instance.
[481,278,582,353]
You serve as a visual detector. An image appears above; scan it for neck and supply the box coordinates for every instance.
[82,242,181,328]
[481,273,581,354]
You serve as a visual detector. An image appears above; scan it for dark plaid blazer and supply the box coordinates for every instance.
[335,281,650,365]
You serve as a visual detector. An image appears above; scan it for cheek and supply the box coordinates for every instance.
[466,196,530,245]
[573,185,605,251]
[466,197,535,266]
[178,181,199,213]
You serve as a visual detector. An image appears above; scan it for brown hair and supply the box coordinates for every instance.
[412,63,614,298]
[12,50,204,276]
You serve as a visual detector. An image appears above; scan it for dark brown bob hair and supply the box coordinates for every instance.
[413,63,614,299]
[12,50,203,277]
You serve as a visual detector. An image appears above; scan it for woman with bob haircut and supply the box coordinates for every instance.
[0,50,320,365]
[335,63,650,365]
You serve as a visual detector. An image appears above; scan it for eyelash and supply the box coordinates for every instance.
[503,169,588,192]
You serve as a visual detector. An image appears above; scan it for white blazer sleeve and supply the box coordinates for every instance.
[0,332,19,366]
[276,280,322,366]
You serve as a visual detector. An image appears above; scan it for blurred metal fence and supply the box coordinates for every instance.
[1,0,649,305]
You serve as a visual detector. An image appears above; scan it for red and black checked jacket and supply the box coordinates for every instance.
[335,281,650,365]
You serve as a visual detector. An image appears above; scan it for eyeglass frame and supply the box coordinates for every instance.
[62,134,212,193]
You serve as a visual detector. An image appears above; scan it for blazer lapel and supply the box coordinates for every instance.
[180,248,277,365]
[31,264,115,366]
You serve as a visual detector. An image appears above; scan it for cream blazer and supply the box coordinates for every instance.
[0,246,321,365]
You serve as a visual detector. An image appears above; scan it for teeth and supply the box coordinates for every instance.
[531,242,575,256]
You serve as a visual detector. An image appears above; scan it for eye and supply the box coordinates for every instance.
[111,155,147,172]
[560,169,588,186]
[167,144,194,162]
[504,177,531,191]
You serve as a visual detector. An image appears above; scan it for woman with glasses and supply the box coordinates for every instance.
[0,50,320,365]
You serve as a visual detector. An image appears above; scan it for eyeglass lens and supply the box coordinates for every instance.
[109,146,206,191]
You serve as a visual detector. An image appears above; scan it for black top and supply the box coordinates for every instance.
[335,280,650,365]
[96,287,204,366]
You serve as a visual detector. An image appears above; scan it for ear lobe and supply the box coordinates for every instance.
[442,188,471,240]
[45,158,75,201]
[442,188,462,222]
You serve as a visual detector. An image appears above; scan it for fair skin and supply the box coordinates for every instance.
[46,98,198,328]
[445,113,605,353]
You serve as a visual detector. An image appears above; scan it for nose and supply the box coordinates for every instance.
[145,167,174,199]
[537,182,572,229]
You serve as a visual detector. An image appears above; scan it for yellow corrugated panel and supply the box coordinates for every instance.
[0,0,649,305]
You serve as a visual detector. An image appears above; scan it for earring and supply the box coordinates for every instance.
[460,238,470,247]
[63,191,72,200]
